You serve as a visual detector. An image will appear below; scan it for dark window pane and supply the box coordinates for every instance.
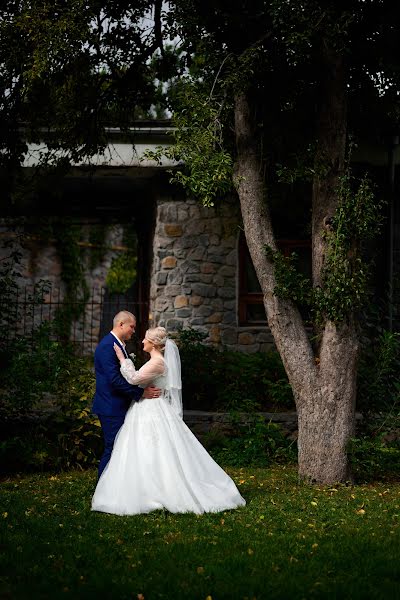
[246,303,267,323]
[292,247,312,279]
[245,254,262,292]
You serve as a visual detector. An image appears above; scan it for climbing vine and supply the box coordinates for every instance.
[265,246,312,307]
[315,173,384,324]
[88,223,108,270]
[53,219,89,339]
[267,172,384,326]
[106,224,138,294]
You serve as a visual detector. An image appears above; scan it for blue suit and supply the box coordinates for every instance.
[92,332,143,477]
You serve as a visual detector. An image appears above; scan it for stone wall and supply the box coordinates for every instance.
[149,198,275,352]
[0,221,129,350]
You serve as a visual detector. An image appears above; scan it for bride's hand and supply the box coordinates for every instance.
[113,343,125,364]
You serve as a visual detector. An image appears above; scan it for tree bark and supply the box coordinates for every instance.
[233,92,316,400]
[234,70,358,483]
[297,322,358,483]
[312,46,347,288]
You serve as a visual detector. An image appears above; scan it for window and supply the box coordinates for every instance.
[238,232,311,326]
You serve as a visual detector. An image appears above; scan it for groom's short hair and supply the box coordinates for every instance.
[113,310,136,327]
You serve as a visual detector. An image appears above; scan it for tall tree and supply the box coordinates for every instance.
[1,0,400,483]
[0,0,174,199]
[165,0,400,482]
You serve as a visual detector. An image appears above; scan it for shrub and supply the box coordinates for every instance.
[349,433,400,482]
[203,414,297,468]
[0,324,75,420]
[176,328,295,412]
[357,330,400,414]
[0,346,101,474]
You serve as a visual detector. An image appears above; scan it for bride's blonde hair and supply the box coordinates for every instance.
[145,326,168,352]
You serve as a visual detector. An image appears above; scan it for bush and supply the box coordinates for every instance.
[177,328,295,412]
[357,330,400,414]
[349,433,400,482]
[0,324,74,420]
[0,343,101,474]
[203,414,297,468]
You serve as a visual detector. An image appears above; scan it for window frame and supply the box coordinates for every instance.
[238,233,311,327]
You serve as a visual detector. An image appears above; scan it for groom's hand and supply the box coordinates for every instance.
[142,385,161,399]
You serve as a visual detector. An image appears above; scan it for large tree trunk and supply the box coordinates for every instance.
[297,322,358,482]
[234,63,358,483]
[299,48,359,482]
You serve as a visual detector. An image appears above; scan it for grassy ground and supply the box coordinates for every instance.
[0,465,399,600]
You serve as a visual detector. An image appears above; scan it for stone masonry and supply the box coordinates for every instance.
[149,197,275,352]
[0,222,128,352]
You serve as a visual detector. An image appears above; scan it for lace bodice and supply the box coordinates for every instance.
[120,356,166,388]
[119,350,182,418]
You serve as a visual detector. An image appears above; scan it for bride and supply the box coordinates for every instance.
[91,326,245,515]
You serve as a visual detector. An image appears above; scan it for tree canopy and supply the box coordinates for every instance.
[163,0,400,482]
[0,0,176,195]
[2,0,400,482]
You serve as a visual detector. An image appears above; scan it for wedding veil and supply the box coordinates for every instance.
[164,338,183,418]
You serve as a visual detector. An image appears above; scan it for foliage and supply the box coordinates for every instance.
[266,173,384,326]
[349,434,400,483]
[314,174,384,324]
[144,83,234,206]
[105,251,137,294]
[216,351,294,412]
[0,0,171,197]
[177,328,219,410]
[0,325,71,419]
[205,416,296,468]
[0,232,99,473]
[105,224,138,294]
[52,219,90,338]
[0,349,100,474]
[2,217,91,340]
[88,223,108,269]
[176,328,294,412]
[357,330,400,414]
[0,224,51,360]
[265,246,312,307]
[1,466,400,599]
[349,413,400,482]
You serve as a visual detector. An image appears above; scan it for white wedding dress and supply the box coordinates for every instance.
[91,355,246,515]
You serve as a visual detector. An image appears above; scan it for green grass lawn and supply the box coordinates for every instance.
[1,465,399,599]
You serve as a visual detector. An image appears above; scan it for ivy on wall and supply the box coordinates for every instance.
[106,252,137,294]
[53,219,90,339]
[8,217,139,338]
[88,224,108,270]
[105,223,138,294]
[265,171,384,327]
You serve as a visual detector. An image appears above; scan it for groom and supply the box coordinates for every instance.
[92,310,160,478]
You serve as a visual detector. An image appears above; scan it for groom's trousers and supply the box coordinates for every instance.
[98,415,125,479]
